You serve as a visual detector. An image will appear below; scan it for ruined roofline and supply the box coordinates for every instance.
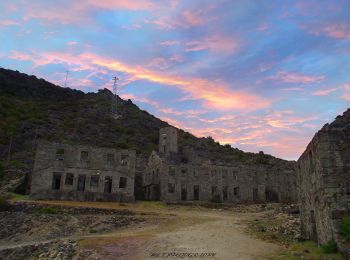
[36,139,136,154]
[298,107,350,162]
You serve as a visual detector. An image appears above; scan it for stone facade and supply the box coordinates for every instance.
[144,127,297,203]
[297,109,350,244]
[30,141,136,202]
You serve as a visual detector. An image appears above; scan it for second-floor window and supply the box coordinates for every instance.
[80,151,89,161]
[55,148,64,160]
[121,154,128,166]
[106,153,114,165]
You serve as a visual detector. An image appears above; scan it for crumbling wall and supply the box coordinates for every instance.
[297,110,350,244]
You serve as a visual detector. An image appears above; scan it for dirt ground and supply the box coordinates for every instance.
[0,201,283,259]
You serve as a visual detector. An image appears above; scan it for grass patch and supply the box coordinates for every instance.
[320,239,338,254]
[0,161,4,179]
[38,207,61,214]
[0,197,10,211]
[136,201,168,209]
[89,228,97,233]
[210,195,222,204]
[340,216,350,241]
[268,241,345,260]
[6,192,29,201]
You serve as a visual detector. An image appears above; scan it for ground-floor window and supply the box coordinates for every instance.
[223,186,228,201]
[168,183,175,193]
[193,185,200,200]
[181,184,187,200]
[119,177,127,189]
[211,186,217,195]
[64,173,74,186]
[104,176,113,193]
[52,173,62,190]
[77,175,86,191]
[233,186,240,197]
[90,175,99,188]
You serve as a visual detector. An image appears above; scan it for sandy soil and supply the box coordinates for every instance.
[74,203,281,260]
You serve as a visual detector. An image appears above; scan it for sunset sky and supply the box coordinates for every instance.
[1,0,350,160]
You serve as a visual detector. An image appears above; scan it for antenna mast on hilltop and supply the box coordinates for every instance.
[112,76,120,118]
[64,70,69,88]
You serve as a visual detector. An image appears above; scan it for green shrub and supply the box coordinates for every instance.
[38,207,61,214]
[211,195,222,204]
[0,197,10,211]
[0,162,4,179]
[340,216,350,241]
[320,239,338,254]
[89,228,97,233]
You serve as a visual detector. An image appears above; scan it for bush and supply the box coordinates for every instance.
[0,162,4,179]
[0,197,10,211]
[211,195,222,204]
[38,207,61,214]
[320,240,338,254]
[340,216,350,241]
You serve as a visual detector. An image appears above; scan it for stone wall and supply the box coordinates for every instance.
[297,109,350,244]
[144,127,297,204]
[31,141,136,202]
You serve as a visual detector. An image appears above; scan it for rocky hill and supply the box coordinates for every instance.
[0,68,295,193]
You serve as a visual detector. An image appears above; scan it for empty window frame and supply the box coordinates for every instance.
[169,166,176,176]
[55,148,64,160]
[222,170,228,179]
[52,173,62,190]
[121,154,129,166]
[90,175,100,188]
[181,168,187,176]
[168,183,175,193]
[65,173,74,185]
[193,169,198,178]
[223,186,228,201]
[193,185,200,200]
[211,186,217,195]
[77,175,86,191]
[106,153,114,165]
[104,176,112,193]
[80,151,89,161]
[119,177,127,189]
[233,186,240,197]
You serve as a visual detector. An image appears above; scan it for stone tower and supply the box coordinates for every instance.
[159,127,178,154]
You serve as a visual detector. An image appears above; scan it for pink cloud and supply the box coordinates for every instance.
[185,35,238,54]
[312,87,338,96]
[307,24,350,40]
[182,10,205,27]
[343,83,350,101]
[268,71,326,84]
[159,41,179,46]
[7,50,269,111]
[23,1,155,24]
[0,19,19,26]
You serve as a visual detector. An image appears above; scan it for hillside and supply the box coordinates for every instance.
[0,68,295,193]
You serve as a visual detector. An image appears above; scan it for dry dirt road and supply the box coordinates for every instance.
[75,203,281,260]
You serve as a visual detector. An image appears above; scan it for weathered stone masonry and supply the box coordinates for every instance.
[30,141,136,202]
[144,127,297,203]
[297,109,350,244]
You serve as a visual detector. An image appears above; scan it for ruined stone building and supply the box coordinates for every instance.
[30,141,136,202]
[297,109,350,244]
[143,127,296,203]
